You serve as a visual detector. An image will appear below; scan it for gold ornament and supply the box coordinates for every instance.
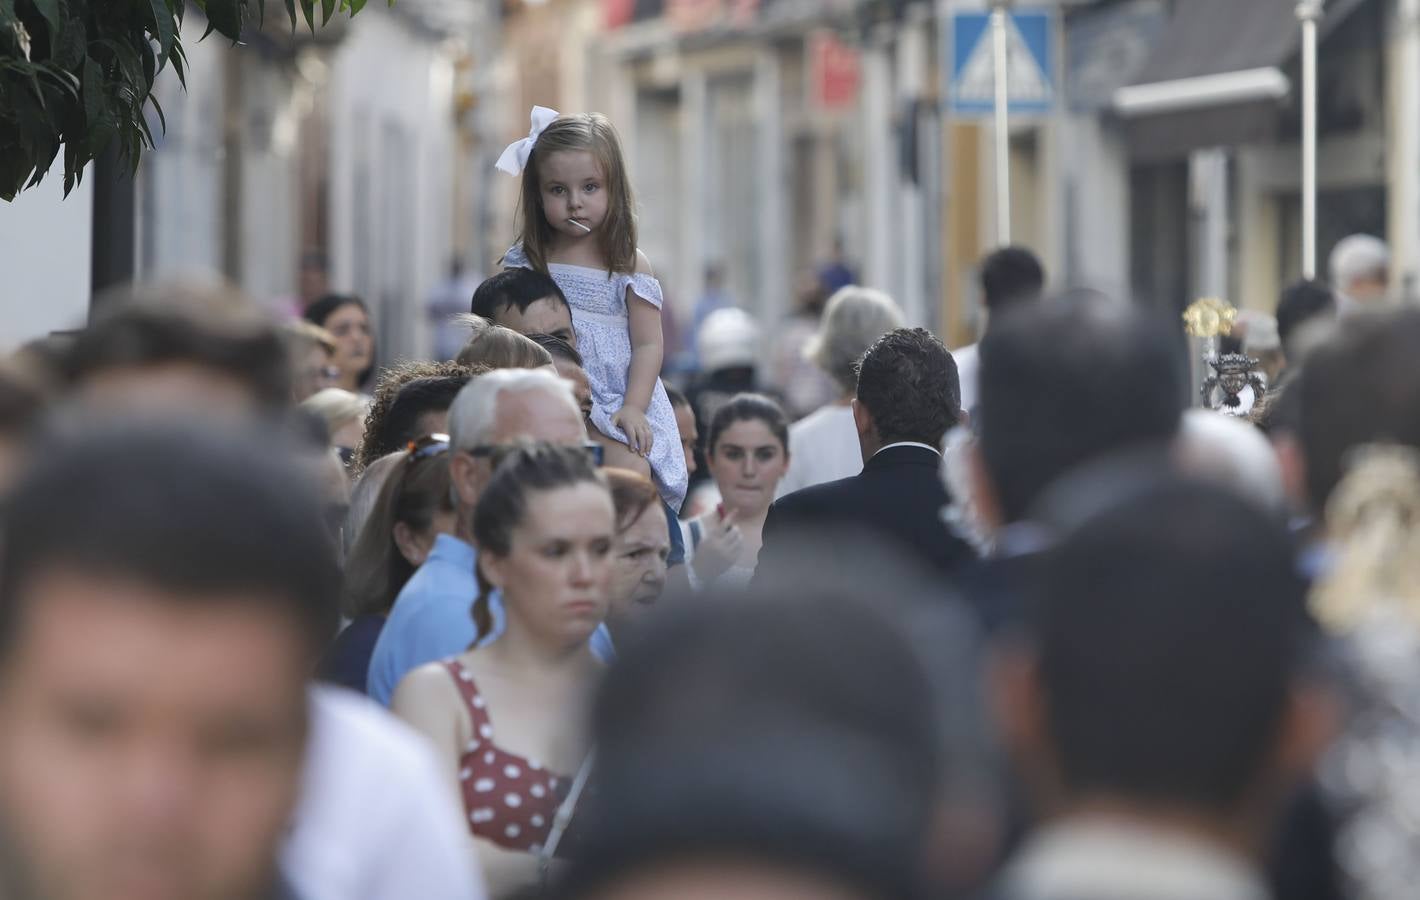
[1182,297,1238,339]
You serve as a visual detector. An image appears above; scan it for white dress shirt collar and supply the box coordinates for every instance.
[873,441,941,458]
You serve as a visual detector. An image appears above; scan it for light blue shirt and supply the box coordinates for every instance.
[367,534,615,706]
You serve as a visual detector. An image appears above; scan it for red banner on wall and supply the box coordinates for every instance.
[603,0,637,29]
[810,30,860,111]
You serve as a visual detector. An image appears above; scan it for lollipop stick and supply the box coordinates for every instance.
[567,218,592,234]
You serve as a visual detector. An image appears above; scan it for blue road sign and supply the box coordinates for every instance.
[950,10,1055,117]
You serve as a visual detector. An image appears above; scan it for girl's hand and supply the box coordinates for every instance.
[612,406,654,456]
[692,507,741,583]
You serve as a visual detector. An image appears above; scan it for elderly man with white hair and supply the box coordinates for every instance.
[775,286,905,497]
[366,368,608,705]
[1329,234,1390,316]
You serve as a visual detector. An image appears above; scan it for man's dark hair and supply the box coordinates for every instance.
[66,282,291,410]
[1276,280,1336,355]
[978,299,1185,524]
[470,269,569,319]
[664,385,690,410]
[855,328,960,447]
[1035,478,1308,813]
[980,246,1045,312]
[0,424,341,660]
[527,332,584,368]
[1298,308,1420,511]
[569,586,941,900]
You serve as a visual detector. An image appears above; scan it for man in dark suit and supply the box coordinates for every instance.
[755,327,976,583]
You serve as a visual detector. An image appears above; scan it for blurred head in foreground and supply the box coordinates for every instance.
[66,280,291,422]
[0,423,339,900]
[559,571,981,900]
[994,478,1332,891]
[974,298,1185,534]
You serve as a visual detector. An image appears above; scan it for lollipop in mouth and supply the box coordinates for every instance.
[567,218,593,234]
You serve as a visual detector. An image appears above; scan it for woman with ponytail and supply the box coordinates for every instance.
[392,442,614,898]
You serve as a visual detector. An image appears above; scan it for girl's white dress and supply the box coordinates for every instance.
[504,244,688,510]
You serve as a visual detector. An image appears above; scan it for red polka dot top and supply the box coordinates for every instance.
[443,659,571,854]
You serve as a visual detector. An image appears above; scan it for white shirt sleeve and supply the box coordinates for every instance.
[283,687,487,900]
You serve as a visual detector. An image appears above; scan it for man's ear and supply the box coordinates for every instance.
[1272,432,1311,517]
[479,554,508,591]
[1270,679,1340,788]
[392,521,426,567]
[449,451,480,509]
[851,398,873,440]
[988,641,1060,805]
[967,440,1005,534]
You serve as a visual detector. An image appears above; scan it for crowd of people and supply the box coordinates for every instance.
[1,105,1419,900]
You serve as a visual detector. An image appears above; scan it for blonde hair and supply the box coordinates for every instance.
[1309,443,1420,900]
[300,388,370,438]
[516,113,638,275]
[281,320,337,358]
[1311,444,1420,633]
[454,314,554,370]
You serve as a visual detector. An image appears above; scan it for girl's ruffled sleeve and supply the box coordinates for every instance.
[624,272,664,310]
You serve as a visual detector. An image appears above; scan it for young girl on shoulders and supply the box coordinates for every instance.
[497,107,688,512]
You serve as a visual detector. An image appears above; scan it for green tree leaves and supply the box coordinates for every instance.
[0,0,378,201]
[147,0,174,66]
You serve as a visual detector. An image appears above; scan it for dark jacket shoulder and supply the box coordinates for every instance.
[759,445,974,582]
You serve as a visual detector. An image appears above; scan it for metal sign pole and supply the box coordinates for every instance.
[991,0,1011,246]
[1298,0,1324,279]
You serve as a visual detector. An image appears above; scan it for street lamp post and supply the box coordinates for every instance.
[991,0,1011,246]
[1298,0,1324,279]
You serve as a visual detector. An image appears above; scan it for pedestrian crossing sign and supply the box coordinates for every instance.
[950,10,1055,117]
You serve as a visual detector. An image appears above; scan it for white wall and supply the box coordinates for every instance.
[0,174,93,350]
[328,8,456,363]
[138,15,226,286]
[1061,114,1130,299]
[137,13,304,305]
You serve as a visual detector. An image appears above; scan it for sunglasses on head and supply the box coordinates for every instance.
[407,433,452,463]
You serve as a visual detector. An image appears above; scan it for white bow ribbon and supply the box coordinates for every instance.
[495,106,561,176]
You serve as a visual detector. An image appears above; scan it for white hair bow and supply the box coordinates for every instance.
[495,106,561,176]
